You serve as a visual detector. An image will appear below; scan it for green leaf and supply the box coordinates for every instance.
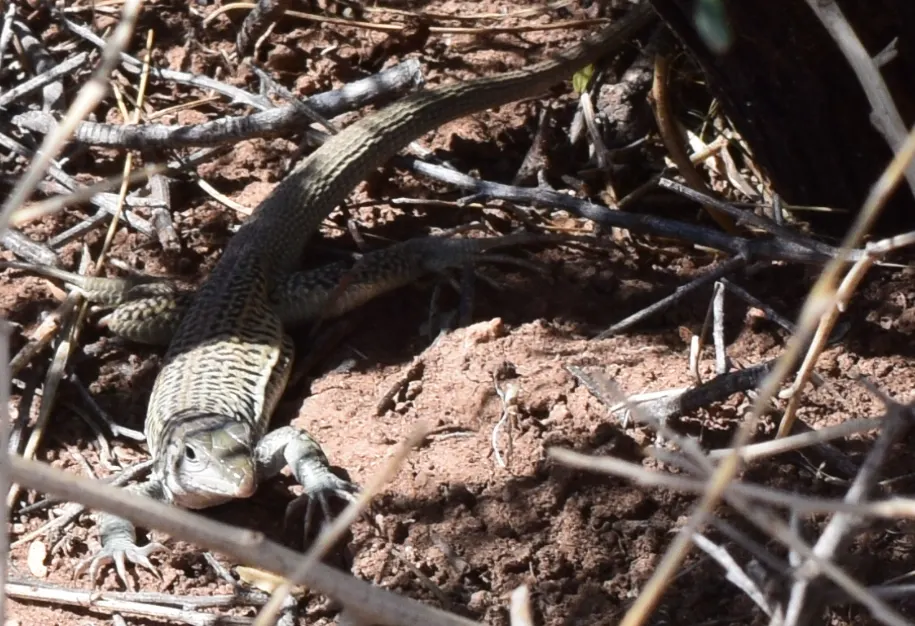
[572,64,595,94]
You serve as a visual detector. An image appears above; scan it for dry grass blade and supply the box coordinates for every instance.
[707,417,882,462]
[549,448,915,519]
[10,164,166,226]
[774,124,915,439]
[783,396,915,626]
[205,2,608,35]
[778,228,915,437]
[651,49,735,231]
[690,533,774,615]
[550,446,914,625]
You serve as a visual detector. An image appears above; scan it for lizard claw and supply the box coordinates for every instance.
[75,540,167,589]
[285,464,360,538]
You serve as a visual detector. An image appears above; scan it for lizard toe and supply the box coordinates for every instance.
[132,541,168,576]
[284,472,361,538]
[75,540,168,589]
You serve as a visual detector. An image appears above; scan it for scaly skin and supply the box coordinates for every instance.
[0,230,549,344]
[12,5,655,585]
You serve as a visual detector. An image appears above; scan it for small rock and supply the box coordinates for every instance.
[27,540,48,578]
[405,380,423,400]
[462,317,506,346]
[468,590,492,612]
[547,403,572,424]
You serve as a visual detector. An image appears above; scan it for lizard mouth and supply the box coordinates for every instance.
[167,458,257,509]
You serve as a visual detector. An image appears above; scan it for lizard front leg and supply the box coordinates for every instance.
[254,426,359,532]
[76,478,168,587]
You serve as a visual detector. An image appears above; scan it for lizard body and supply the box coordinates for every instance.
[13,4,655,583]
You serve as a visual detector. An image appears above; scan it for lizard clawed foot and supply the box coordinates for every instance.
[284,461,360,538]
[75,539,167,589]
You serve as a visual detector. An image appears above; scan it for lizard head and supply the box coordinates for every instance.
[158,415,258,509]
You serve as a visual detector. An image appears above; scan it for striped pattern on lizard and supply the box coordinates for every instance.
[11,4,656,585]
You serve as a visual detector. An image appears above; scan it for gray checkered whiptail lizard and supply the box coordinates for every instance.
[10,3,655,585]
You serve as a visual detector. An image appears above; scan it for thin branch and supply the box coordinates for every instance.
[12,60,423,149]
[803,0,915,197]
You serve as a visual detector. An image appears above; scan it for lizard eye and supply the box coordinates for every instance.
[181,442,206,470]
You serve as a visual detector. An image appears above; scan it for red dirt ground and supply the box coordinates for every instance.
[3,1,915,625]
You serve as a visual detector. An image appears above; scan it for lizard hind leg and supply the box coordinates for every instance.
[100,292,192,345]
